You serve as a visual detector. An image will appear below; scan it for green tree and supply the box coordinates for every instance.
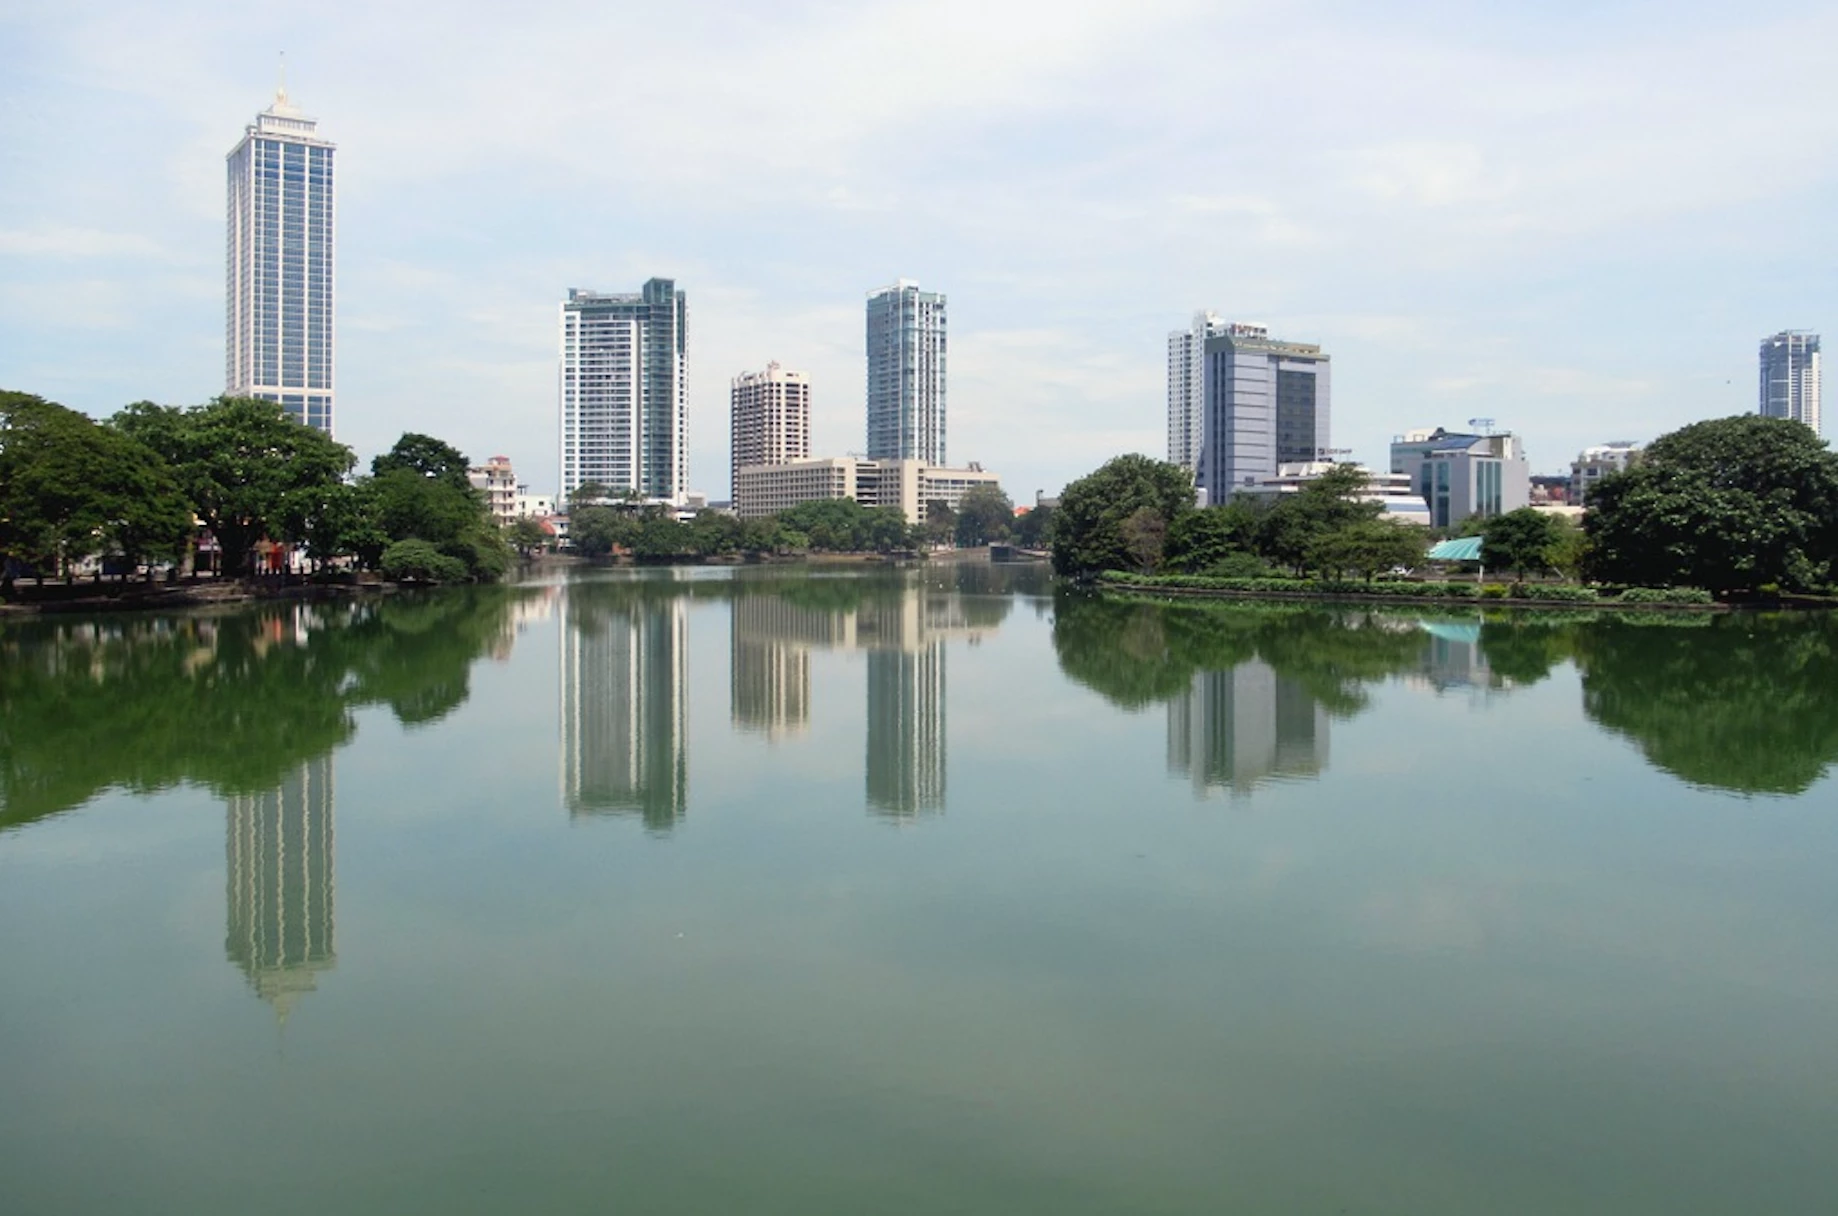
[1547,517,1589,581]
[1,392,192,583]
[1120,506,1168,573]
[1585,415,1838,593]
[1253,466,1385,576]
[1307,520,1428,583]
[954,485,1014,547]
[1051,455,1195,577]
[570,505,641,557]
[1012,504,1053,548]
[1481,507,1563,580]
[506,517,550,557]
[370,432,473,490]
[113,397,355,577]
[1164,499,1261,573]
[380,538,469,583]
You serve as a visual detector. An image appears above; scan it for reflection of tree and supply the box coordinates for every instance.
[0,588,538,830]
[1477,621,1577,688]
[1052,592,1418,715]
[1575,616,1838,795]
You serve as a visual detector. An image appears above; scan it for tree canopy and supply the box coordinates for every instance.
[1482,507,1563,580]
[1050,455,1195,577]
[1585,415,1838,593]
[112,396,355,577]
[954,485,1014,547]
[1,391,191,581]
[371,432,473,490]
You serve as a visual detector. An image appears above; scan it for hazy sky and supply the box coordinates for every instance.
[1,0,1833,498]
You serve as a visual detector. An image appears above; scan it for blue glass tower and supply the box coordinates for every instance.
[227,87,336,434]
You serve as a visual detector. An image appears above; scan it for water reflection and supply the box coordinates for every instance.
[560,579,689,830]
[721,573,1008,819]
[225,756,336,1019]
[1167,664,1330,797]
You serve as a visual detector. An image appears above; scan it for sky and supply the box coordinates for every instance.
[0,0,1833,500]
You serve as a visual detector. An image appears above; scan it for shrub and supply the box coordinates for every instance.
[380,539,469,584]
[1480,584,1510,600]
[1617,586,1714,605]
[1513,584,1600,603]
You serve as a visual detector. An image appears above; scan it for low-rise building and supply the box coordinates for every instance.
[514,487,556,519]
[1570,442,1642,506]
[1390,428,1531,529]
[469,456,518,527]
[734,457,1002,524]
[1237,461,1430,525]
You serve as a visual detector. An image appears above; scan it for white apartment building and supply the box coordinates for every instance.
[1570,442,1642,506]
[866,281,947,463]
[731,363,810,499]
[1238,462,1431,525]
[1760,330,1821,435]
[467,456,517,526]
[1168,310,1227,484]
[560,279,687,504]
[734,458,1001,524]
[226,85,336,433]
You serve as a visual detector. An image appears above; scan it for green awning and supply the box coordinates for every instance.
[1426,536,1484,562]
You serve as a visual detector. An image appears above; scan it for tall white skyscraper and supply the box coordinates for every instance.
[226,85,336,433]
[1200,323,1331,497]
[1168,310,1226,484]
[730,362,810,500]
[1760,331,1821,435]
[866,281,946,463]
[560,279,687,503]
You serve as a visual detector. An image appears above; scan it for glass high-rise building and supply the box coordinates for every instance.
[1200,322,1330,497]
[560,279,687,504]
[226,87,336,433]
[866,280,946,463]
[1168,310,1226,485]
[1759,331,1821,435]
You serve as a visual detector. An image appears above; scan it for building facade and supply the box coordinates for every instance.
[730,363,810,499]
[226,87,336,433]
[468,456,517,527]
[1200,323,1331,498]
[1390,428,1531,529]
[560,279,687,504]
[866,281,947,463]
[1168,310,1226,483]
[1570,442,1642,506]
[733,457,1001,524]
[1759,330,1822,435]
[1238,462,1431,525]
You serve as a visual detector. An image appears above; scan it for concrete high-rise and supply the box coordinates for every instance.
[1200,323,1330,498]
[560,279,687,504]
[1168,311,1226,484]
[1760,331,1822,435]
[866,281,946,462]
[226,85,336,433]
[730,363,810,501]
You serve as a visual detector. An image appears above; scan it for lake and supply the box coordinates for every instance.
[3,564,1837,1215]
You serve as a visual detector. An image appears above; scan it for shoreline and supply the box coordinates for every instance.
[1093,579,1737,613]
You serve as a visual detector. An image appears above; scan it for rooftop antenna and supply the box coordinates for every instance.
[1468,417,1495,435]
[276,51,288,105]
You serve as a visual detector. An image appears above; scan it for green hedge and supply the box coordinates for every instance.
[1615,586,1714,604]
[1097,571,1480,598]
[1507,583,1602,603]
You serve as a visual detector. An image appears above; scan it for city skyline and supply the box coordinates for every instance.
[3,4,1834,501]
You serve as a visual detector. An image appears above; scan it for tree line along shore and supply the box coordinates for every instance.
[1046,414,1838,607]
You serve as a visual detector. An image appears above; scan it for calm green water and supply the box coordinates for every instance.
[4,566,1838,1215]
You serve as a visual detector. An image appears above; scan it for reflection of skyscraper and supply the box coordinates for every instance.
[561,593,688,830]
[226,755,335,1017]
[1167,662,1329,797]
[866,643,945,819]
[731,599,811,739]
